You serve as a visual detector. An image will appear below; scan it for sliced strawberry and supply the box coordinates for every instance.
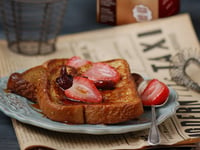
[66,56,92,68]
[82,63,120,89]
[64,76,102,103]
[138,79,169,106]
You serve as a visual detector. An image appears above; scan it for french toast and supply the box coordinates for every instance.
[7,57,144,124]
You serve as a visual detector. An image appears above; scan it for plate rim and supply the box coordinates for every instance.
[0,76,179,135]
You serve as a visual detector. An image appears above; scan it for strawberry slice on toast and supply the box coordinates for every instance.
[82,63,121,89]
[66,56,92,69]
[64,76,102,103]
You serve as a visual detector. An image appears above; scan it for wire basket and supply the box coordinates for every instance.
[0,0,67,55]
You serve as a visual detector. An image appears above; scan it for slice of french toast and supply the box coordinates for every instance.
[7,58,144,124]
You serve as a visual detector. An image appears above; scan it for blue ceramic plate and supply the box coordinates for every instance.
[0,76,179,134]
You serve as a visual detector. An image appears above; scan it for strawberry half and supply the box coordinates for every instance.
[66,56,92,68]
[64,76,102,103]
[82,63,120,89]
[138,79,169,106]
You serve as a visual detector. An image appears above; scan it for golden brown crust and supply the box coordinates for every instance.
[7,66,47,102]
[85,101,143,124]
[37,75,85,123]
[7,73,37,102]
[7,58,144,124]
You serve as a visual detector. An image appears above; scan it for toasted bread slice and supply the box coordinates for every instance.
[7,58,144,124]
[7,66,47,102]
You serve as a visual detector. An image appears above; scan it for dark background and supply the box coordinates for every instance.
[0,0,200,149]
[61,0,200,40]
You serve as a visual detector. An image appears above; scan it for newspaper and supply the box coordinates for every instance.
[0,13,200,150]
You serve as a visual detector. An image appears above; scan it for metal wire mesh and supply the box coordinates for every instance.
[0,0,67,55]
